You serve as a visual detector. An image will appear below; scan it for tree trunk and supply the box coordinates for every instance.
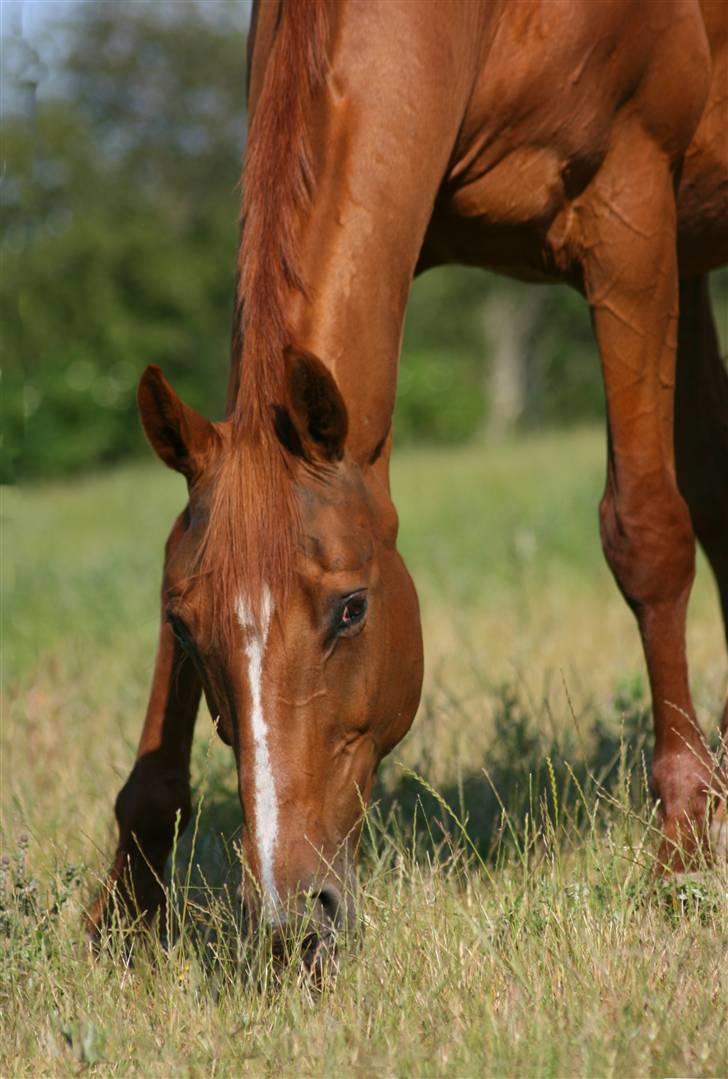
[482,288,543,439]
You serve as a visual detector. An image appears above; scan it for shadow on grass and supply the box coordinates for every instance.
[98,668,722,956]
[367,676,656,867]
[165,674,658,907]
[7,676,721,996]
[90,674,663,981]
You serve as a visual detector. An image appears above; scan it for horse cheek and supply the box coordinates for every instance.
[377,552,424,756]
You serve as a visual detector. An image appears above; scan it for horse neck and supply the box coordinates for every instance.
[233,0,485,465]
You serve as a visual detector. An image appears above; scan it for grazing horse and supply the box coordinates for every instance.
[88,0,728,955]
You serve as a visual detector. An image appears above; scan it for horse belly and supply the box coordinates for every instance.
[679,151,728,277]
[677,2,728,274]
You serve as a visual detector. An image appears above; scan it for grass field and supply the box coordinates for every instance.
[2,427,727,1076]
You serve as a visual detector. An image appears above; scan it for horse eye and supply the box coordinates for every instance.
[338,592,368,632]
[167,613,193,651]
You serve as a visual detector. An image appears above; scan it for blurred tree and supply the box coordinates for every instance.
[397,267,489,444]
[481,288,543,439]
[2,1,246,478]
[399,267,603,446]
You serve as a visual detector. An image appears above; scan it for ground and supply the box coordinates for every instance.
[2,428,727,1076]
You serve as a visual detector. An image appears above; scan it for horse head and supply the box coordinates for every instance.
[137,351,424,965]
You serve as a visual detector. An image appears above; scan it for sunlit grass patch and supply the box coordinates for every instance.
[3,429,726,1075]
[2,755,726,1076]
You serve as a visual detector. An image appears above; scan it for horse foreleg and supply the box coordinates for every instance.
[86,511,201,941]
[579,133,718,871]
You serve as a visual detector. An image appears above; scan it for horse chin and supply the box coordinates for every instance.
[242,895,345,987]
[299,930,340,988]
[263,923,341,988]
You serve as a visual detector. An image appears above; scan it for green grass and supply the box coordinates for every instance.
[2,428,727,1076]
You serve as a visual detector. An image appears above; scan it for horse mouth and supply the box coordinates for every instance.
[268,926,340,986]
[300,929,339,985]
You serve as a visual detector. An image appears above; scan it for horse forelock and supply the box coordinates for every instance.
[190,435,299,648]
[191,0,329,644]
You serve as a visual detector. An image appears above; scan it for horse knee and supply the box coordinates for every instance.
[114,756,191,853]
[599,479,695,614]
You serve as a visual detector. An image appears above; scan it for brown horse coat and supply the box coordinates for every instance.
[89,0,728,954]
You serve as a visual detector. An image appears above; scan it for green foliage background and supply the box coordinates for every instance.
[2,2,725,480]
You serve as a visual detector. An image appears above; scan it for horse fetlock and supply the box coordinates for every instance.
[652,748,726,870]
[653,747,714,809]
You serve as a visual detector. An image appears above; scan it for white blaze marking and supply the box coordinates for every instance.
[236,587,279,911]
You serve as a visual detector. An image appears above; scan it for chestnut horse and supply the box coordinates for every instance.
[89,0,728,955]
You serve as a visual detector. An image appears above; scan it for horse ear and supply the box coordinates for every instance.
[283,349,348,462]
[137,365,218,482]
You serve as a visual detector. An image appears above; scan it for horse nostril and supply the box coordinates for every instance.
[313,885,342,928]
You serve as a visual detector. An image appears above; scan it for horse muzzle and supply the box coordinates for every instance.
[243,875,353,978]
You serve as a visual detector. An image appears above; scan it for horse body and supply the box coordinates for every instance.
[89,0,728,958]
[678,0,728,273]
[424,0,727,281]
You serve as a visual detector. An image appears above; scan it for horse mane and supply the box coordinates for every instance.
[193,0,330,640]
